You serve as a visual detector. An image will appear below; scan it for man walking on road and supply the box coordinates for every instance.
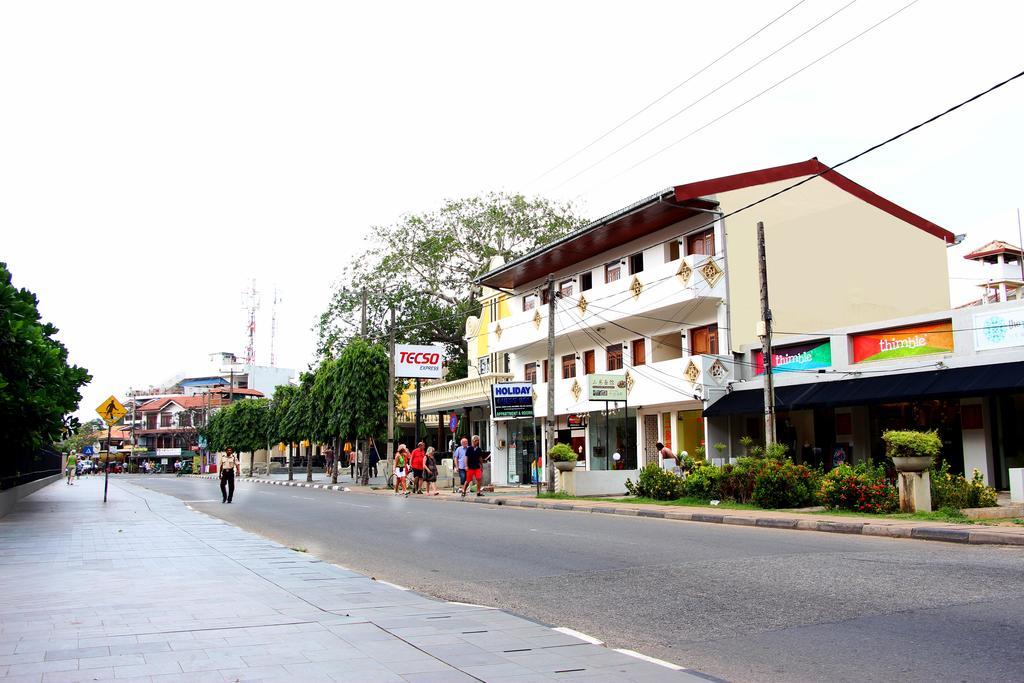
[410,441,426,494]
[461,435,485,498]
[219,448,240,503]
[454,437,468,489]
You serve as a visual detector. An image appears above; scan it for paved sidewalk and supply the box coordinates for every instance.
[0,478,701,682]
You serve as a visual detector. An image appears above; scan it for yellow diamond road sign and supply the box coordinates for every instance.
[96,395,127,426]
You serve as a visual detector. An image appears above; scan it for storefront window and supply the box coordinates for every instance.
[588,407,637,470]
[676,410,704,459]
[506,419,541,485]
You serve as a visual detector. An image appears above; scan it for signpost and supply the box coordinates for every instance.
[491,382,538,493]
[95,395,127,503]
[449,414,458,433]
[394,343,445,448]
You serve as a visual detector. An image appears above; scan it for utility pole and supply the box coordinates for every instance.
[359,288,369,485]
[361,288,368,336]
[757,221,777,447]
[545,275,556,493]
[386,306,396,482]
[1017,209,1024,283]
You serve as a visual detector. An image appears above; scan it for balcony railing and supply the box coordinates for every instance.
[490,254,726,353]
[409,373,514,412]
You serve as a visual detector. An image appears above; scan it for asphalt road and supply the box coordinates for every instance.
[123,475,1024,683]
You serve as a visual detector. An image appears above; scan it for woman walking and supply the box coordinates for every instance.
[393,445,409,497]
[423,447,439,496]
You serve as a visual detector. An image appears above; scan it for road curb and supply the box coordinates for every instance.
[181,474,1024,548]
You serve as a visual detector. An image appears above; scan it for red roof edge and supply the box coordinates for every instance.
[674,158,954,244]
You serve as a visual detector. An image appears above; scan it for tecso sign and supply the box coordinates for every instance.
[395,344,445,379]
[852,320,953,363]
[492,382,534,419]
[589,373,627,401]
[974,310,1024,351]
[754,340,832,375]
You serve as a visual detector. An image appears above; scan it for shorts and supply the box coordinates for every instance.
[411,468,424,479]
[395,468,406,479]
[466,468,482,482]
[458,468,467,485]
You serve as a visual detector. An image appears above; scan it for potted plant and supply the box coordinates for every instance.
[549,444,578,472]
[882,429,941,472]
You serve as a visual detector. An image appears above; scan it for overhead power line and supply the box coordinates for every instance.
[529,0,810,186]
[576,0,922,198]
[339,63,1024,351]
[552,0,859,191]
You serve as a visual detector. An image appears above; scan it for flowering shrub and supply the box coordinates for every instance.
[820,463,897,513]
[684,464,723,500]
[717,457,766,504]
[752,460,820,509]
[930,461,998,510]
[625,463,685,500]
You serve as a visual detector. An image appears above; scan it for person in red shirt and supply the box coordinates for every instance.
[409,442,426,494]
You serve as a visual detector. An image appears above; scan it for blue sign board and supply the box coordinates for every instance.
[82,446,95,455]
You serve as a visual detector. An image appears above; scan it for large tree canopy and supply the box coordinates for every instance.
[0,262,91,454]
[317,192,588,375]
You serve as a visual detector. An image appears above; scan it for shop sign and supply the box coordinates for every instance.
[567,414,587,428]
[492,382,534,419]
[973,309,1024,351]
[754,340,832,375]
[589,373,627,401]
[156,447,182,457]
[395,344,445,379]
[852,320,953,363]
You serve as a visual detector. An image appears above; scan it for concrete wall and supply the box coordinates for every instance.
[721,175,950,352]
[561,469,638,496]
[0,474,62,519]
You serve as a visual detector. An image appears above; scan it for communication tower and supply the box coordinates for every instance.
[242,280,260,366]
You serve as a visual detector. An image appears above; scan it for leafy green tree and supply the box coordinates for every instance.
[337,338,389,485]
[0,262,91,464]
[316,193,588,376]
[270,383,299,481]
[312,358,346,484]
[56,418,103,454]
[206,399,271,476]
[281,372,317,482]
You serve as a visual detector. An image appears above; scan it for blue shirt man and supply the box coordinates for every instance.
[454,437,469,486]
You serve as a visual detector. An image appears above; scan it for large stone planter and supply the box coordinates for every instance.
[554,461,576,473]
[892,456,932,472]
[890,454,933,513]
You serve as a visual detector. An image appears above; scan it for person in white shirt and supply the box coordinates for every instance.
[218,448,241,503]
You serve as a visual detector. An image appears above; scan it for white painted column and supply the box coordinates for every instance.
[960,397,993,484]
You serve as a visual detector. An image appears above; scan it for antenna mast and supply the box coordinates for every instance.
[270,286,279,367]
[242,280,260,366]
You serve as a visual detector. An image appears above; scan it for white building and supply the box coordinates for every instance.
[462,159,955,492]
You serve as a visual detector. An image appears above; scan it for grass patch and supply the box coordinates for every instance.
[538,492,977,522]
[537,492,758,510]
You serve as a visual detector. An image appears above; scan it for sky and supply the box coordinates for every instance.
[2,0,1023,420]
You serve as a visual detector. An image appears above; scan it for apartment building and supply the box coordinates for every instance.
[469,158,954,489]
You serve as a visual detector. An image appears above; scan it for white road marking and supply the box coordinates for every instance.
[182,500,220,503]
[449,601,495,609]
[613,648,685,671]
[375,580,409,591]
[553,627,604,645]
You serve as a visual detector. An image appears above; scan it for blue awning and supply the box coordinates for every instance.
[704,361,1024,417]
[179,377,229,387]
